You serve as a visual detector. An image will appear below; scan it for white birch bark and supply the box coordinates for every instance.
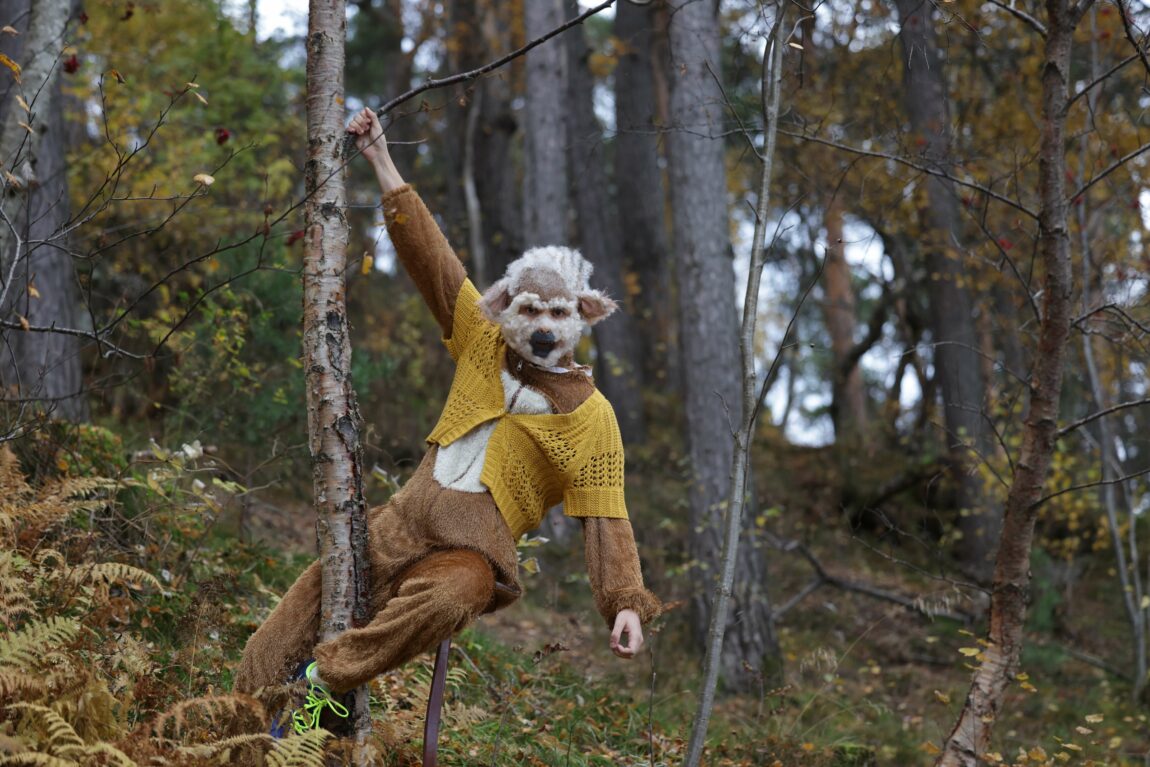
[303,0,372,754]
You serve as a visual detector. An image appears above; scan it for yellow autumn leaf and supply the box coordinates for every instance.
[15,94,28,112]
[1140,594,1149,609]
[958,647,981,656]
[1075,726,1093,735]
[193,173,215,186]
[920,741,941,755]
[18,314,29,331]
[192,90,208,106]
[1020,681,1037,692]
[361,253,374,274]
[17,120,31,134]
[1,25,17,35]
[1085,713,1104,723]
[933,690,951,704]
[3,169,21,188]
[28,284,39,299]
[1063,743,1082,752]
[0,52,21,81]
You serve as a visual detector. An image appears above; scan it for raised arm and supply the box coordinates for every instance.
[347,108,467,336]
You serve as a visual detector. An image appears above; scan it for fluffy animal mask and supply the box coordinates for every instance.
[478,246,617,368]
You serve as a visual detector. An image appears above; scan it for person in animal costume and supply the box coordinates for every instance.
[235,107,661,708]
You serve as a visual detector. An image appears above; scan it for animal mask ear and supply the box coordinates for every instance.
[577,291,617,325]
[479,279,513,321]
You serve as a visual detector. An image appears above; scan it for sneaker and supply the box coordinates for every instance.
[289,662,350,735]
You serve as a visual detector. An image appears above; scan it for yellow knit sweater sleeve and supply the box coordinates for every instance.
[563,402,629,520]
[443,280,485,362]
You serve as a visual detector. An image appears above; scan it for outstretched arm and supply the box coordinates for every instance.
[347,108,467,337]
[582,517,663,659]
[347,107,405,194]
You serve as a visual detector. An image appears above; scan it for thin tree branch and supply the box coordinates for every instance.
[1073,140,1150,199]
[1115,0,1150,78]
[374,0,616,119]
[1069,52,1140,107]
[1035,465,1150,508]
[782,129,1038,219]
[1057,397,1150,439]
[987,0,1047,35]
[0,320,144,359]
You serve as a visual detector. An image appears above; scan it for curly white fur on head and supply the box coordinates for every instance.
[478,246,618,367]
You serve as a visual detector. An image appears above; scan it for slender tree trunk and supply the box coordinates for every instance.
[894,0,998,580]
[0,0,87,424]
[523,0,568,247]
[303,0,372,753]
[565,0,646,443]
[666,0,778,695]
[822,196,868,440]
[936,0,1078,761]
[683,15,786,766]
[614,0,677,389]
[475,6,522,283]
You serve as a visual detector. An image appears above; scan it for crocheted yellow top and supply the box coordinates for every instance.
[426,280,629,538]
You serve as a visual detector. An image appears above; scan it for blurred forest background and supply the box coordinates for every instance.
[2,0,1150,764]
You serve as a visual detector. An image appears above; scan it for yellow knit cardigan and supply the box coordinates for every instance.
[426,280,629,538]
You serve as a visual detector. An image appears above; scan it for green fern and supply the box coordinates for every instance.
[0,618,80,669]
[265,728,331,767]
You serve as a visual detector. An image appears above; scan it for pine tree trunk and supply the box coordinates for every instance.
[936,0,1077,761]
[822,196,868,440]
[565,0,646,444]
[614,0,678,390]
[303,0,372,752]
[894,0,999,580]
[0,0,87,424]
[523,0,568,247]
[666,0,779,695]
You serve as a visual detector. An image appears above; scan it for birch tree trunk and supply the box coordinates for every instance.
[0,0,87,424]
[667,0,779,696]
[565,0,646,444]
[936,0,1079,761]
[303,0,372,751]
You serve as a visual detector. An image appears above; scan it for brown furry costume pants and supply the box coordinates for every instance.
[234,548,495,695]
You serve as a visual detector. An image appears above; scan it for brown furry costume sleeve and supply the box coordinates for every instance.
[383,185,467,337]
[583,517,663,626]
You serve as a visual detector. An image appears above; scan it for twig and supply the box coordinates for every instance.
[987,0,1047,35]
[782,129,1038,219]
[1035,464,1150,507]
[1069,52,1140,107]
[1073,140,1150,199]
[0,320,145,359]
[1115,0,1150,77]
[1057,397,1150,438]
[374,1,616,118]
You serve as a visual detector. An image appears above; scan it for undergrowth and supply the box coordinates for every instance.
[2,428,1148,766]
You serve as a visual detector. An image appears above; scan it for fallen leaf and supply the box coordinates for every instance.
[958,647,981,657]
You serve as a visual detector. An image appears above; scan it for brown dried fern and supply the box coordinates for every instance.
[150,694,267,742]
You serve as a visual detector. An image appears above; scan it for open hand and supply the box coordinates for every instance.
[610,609,644,659]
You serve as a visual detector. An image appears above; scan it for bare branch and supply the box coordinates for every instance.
[783,129,1038,219]
[1073,140,1150,199]
[1057,397,1150,439]
[1035,465,1150,508]
[1069,52,1140,107]
[1114,0,1150,76]
[987,0,1047,35]
[374,1,616,119]
[0,320,144,359]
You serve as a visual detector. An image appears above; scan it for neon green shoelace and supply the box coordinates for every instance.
[291,684,350,734]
